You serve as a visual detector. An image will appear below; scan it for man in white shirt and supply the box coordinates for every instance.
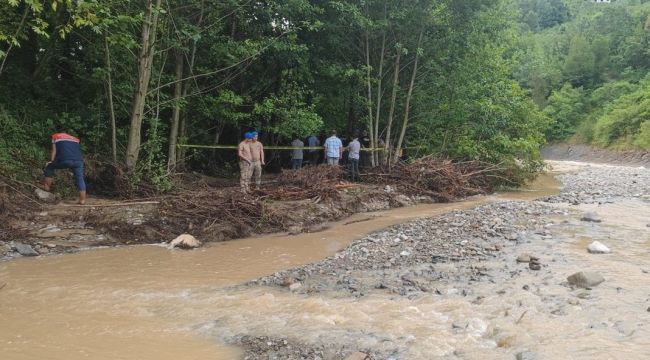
[323,130,343,166]
[347,133,361,181]
[291,135,304,169]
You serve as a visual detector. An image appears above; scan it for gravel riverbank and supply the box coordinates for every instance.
[227,162,650,359]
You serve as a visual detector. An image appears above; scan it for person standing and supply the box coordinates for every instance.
[238,132,254,193]
[324,130,343,166]
[360,130,371,168]
[347,133,361,181]
[249,131,265,189]
[307,134,320,165]
[291,135,304,170]
[40,126,87,204]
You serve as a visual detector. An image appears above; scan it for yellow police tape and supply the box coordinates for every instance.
[176,144,387,152]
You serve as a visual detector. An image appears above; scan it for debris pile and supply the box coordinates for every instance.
[259,165,348,200]
[366,158,494,201]
[155,189,291,239]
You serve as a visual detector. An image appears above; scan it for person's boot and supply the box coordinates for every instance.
[79,191,86,205]
[41,177,53,191]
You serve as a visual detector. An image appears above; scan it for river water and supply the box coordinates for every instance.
[1,165,648,359]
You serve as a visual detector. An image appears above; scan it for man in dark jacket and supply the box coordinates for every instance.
[41,126,87,204]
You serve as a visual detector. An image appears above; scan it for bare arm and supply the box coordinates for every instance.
[49,144,56,162]
[260,144,265,165]
[238,144,251,162]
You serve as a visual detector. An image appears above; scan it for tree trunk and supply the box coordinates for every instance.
[393,30,423,165]
[167,50,184,171]
[104,36,118,163]
[364,31,375,166]
[373,32,386,166]
[125,0,163,170]
[177,0,204,167]
[384,49,401,165]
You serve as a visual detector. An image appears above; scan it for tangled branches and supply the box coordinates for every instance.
[365,158,495,201]
[257,165,347,200]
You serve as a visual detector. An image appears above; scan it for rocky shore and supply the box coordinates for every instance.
[227,161,650,359]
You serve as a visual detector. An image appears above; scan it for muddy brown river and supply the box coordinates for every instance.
[1,164,648,359]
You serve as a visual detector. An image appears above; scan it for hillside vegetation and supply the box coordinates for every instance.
[515,0,650,149]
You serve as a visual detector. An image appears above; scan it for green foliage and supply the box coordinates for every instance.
[592,77,650,147]
[253,89,323,138]
[633,120,650,148]
[516,0,650,149]
[563,35,595,87]
[0,107,46,180]
[543,83,585,140]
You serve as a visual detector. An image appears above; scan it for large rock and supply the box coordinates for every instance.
[587,241,610,254]
[168,234,202,249]
[580,212,602,223]
[345,352,371,360]
[13,242,39,257]
[567,271,605,288]
[34,188,56,202]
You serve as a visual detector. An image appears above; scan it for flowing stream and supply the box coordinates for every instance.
[2,166,648,359]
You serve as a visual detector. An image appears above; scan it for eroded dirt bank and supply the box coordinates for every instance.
[2,159,488,260]
[542,144,650,167]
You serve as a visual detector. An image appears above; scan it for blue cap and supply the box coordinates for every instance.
[244,132,253,139]
[251,131,258,137]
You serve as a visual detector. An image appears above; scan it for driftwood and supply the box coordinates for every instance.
[364,158,496,201]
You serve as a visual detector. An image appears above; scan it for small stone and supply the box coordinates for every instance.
[34,188,56,202]
[13,243,39,257]
[567,298,580,305]
[452,321,468,330]
[289,282,302,291]
[577,292,591,299]
[517,254,531,263]
[529,262,541,271]
[46,243,57,248]
[581,212,602,223]
[647,306,650,312]
[515,351,537,360]
[400,250,411,257]
[344,352,370,360]
[567,271,605,288]
[287,226,302,235]
[587,241,610,254]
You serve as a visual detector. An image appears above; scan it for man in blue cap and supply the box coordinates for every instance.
[238,132,253,193]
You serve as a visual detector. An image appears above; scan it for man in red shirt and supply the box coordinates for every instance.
[41,126,87,204]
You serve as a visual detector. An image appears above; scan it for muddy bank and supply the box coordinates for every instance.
[0,185,430,261]
[216,162,650,359]
[542,144,650,167]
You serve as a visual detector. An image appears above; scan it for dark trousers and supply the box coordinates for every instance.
[44,160,86,191]
[309,151,319,165]
[349,158,360,181]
